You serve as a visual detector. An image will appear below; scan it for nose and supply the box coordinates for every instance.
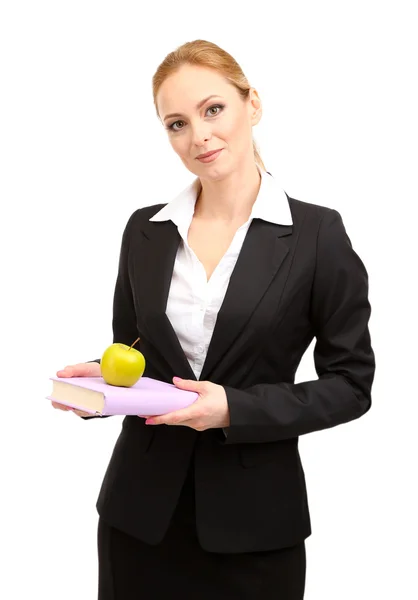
[191,121,212,147]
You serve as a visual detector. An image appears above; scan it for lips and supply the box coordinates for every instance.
[196,149,222,159]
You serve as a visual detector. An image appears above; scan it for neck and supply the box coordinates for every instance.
[194,158,262,225]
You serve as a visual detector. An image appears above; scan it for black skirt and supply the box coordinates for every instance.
[97,456,306,600]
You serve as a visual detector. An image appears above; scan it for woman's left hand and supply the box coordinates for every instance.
[138,377,230,430]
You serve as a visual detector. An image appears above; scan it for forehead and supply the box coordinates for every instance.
[157,65,235,115]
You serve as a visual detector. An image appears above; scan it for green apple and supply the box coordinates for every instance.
[101,337,145,387]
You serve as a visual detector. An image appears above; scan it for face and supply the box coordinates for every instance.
[156,64,262,179]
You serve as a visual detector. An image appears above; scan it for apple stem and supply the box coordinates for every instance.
[128,337,140,351]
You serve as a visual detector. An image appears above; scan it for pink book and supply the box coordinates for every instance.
[47,375,199,416]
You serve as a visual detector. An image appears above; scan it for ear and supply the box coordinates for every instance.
[248,87,262,126]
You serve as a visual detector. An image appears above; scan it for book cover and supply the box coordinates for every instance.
[47,375,199,416]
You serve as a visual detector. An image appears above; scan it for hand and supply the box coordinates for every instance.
[52,362,102,418]
[138,377,230,431]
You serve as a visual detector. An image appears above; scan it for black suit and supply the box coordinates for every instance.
[86,195,374,595]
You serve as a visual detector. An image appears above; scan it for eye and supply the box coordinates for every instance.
[207,104,224,116]
[166,104,224,132]
[167,119,186,132]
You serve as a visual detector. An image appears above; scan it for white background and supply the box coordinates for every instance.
[1,0,417,598]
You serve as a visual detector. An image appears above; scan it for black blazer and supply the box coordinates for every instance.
[86,195,375,553]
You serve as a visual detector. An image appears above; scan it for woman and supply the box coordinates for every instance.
[54,39,375,599]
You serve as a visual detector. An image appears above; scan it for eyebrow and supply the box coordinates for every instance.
[162,95,222,122]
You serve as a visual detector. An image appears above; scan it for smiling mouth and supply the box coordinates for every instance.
[196,149,223,161]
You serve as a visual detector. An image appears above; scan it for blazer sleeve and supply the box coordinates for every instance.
[220,208,376,444]
[81,210,139,420]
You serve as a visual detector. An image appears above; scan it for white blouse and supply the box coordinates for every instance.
[149,166,293,382]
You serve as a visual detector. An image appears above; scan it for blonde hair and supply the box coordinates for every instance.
[152,39,266,172]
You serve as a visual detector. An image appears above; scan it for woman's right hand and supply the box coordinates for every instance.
[52,362,102,417]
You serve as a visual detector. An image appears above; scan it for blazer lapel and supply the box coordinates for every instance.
[199,220,292,381]
[133,219,197,380]
[134,217,292,382]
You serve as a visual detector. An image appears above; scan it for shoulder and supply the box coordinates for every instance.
[286,195,347,241]
[286,195,339,225]
[285,196,349,253]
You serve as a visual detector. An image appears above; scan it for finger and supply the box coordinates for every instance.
[148,418,196,428]
[56,363,100,378]
[72,409,95,417]
[51,401,89,416]
[56,365,78,377]
[147,409,195,426]
[51,401,73,411]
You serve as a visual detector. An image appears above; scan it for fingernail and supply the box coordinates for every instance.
[146,419,155,425]
[173,377,182,382]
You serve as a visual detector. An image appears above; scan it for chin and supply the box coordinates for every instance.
[199,159,232,180]
[205,168,229,181]
[183,162,223,180]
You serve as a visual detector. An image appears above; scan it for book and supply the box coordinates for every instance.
[47,376,199,416]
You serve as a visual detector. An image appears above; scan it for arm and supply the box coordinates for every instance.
[81,210,139,420]
[220,209,375,444]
